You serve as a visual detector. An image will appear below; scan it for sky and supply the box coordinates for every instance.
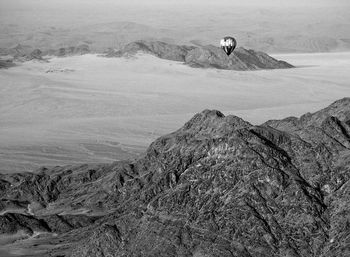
[1,0,349,52]
[1,0,350,8]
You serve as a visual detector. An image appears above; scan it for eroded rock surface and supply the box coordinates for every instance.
[1,98,350,256]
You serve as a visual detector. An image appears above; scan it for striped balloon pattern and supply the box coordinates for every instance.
[220,37,237,56]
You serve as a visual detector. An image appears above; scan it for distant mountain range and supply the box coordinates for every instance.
[1,14,349,54]
[1,98,350,256]
[0,43,90,60]
[0,41,293,71]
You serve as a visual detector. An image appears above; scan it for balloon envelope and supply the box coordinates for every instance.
[220,36,237,56]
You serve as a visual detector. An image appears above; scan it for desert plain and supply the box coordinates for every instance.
[0,51,350,173]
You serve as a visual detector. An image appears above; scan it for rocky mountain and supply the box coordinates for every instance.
[106,40,293,70]
[1,98,350,256]
[0,41,292,71]
[106,41,196,62]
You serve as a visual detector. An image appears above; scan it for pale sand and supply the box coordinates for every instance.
[1,52,350,173]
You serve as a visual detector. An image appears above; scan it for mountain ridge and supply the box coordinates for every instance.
[0,40,293,71]
[0,98,350,256]
[106,40,293,70]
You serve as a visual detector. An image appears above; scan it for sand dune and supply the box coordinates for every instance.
[0,52,350,173]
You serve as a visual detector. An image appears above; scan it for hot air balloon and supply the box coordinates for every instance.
[220,36,237,56]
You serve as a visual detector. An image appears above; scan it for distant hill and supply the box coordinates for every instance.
[106,40,293,70]
[0,44,91,61]
[0,59,15,69]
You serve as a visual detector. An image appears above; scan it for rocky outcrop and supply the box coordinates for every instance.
[3,44,33,58]
[70,224,123,257]
[0,213,98,235]
[108,40,293,70]
[0,59,16,69]
[0,163,131,215]
[48,44,90,57]
[105,40,195,62]
[1,98,350,256]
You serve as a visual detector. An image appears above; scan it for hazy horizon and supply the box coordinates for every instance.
[2,0,350,7]
[1,0,350,54]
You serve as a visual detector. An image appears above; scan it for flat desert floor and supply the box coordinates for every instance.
[1,52,350,173]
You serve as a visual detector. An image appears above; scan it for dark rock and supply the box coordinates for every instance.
[0,59,16,69]
[2,98,350,256]
[30,49,43,60]
[70,224,123,257]
[48,44,90,57]
[0,213,51,235]
[0,213,98,236]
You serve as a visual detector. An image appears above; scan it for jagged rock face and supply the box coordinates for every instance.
[70,224,123,257]
[1,98,350,256]
[110,40,293,70]
[0,213,97,235]
[0,163,134,215]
